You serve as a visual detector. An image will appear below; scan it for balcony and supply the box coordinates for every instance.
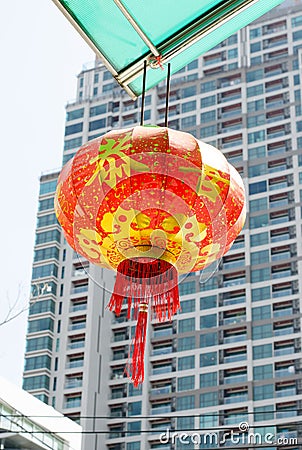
[272,269,292,279]
[150,385,172,396]
[271,251,291,261]
[152,347,173,356]
[274,326,294,336]
[273,308,293,318]
[275,368,295,378]
[274,346,295,356]
[222,297,246,306]
[69,322,86,331]
[70,303,87,313]
[151,405,172,415]
[224,353,247,364]
[223,334,247,344]
[66,359,84,369]
[153,328,173,338]
[276,387,296,398]
[71,285,88,295]
[224,374,247,384]
[65,378,83,389]
[67,340,85,350]
[224,394,248,404]
[223,315,246,325]
[152,365,173,375]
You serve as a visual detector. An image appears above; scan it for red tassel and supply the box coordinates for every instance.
[107,257,180,385]
[126,302,148,386]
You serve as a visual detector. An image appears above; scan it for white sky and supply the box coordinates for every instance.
[0,0,93,386]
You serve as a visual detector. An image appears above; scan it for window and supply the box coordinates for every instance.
[28,318,54,333]
[26,336,53,352]
[34,247,59,262]
[182,100,196,113]
[248,145,266,159]
[176,395,195,410]
[292,15,302,27]
[200,314,216,329]
[128,401,142,416]
[23,375,50,390]
[252,324,272,340]
[247,99,264,112]
[39,181,57,195]
[64,137,82,150]
[250,214,269,229]
[29,299,55,315]
[201,110,216,122]
[37,214,58,228]
[32,264,58,280]
[90,104,107,116]
[247,84,263,97]
[252,305,271,321]
[251,250,269,265]
[252,286,270,302]
[178,375,195,391]
[24,355,51,371]
[200,351,217,367]
[250,232,269,247]
[248,130,265,144]
[179,281,196,295]
[38,198,54,212]
[178,318,195,333]
[89,118,106,131]
[127,421,141,436]
[228,48,238,59]
[200,332,217,348]
[249,181,267,195]
[178,336,195,351]
[201,80,216,93]
[66,108,84,121]
[182,86,196,98]
[200,392,218,408]
[180,298,195,313]
[200,125,217,138]
[253,344,272,360]
[253,364,273,380]
[181,115,196,128]
[200,295,216,310]
[250,28,261,38]
[247,69,263,82]
[248,163,266,178]
[254,405,274,422]
[253,384,274,400]
[249,198,267,211]
[103,71,112,81]
[187,60,198,70]
[127,443,140,450]
[250,42,261,53]
[251,267,270,282]
[65,123,83,136]
[247,114,265,128]
[35,230,61,246]
[102,83,114,93]
[200,372,217,388]
[201,95,216,108]
[178,355,195,371]
[178,416,194,431]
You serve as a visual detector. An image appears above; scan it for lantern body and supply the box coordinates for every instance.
[55,126,245,274]
[55,126,246,385]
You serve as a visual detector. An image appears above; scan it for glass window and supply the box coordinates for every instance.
[248,130,265,144]
[200,295,216,310]
[200,332,217,348]
[251,267,270,282]
[89,104,107,116]
[247,69,263,82]
[200,351,217,367]
[37,213,58,228]
[228,48,238,59]
[39,181,57,195]
[201,80,216,93]
[292,15,302,27]
[64,123,83,136]
[182,86,197,98]
[250,232,269,247]
[180,298,195,313]
[35,229,61,245]
[178,416,195,431]
[252,286,270,302]
[23,375,50,390]
[250,28,261,38]
[38,197,54,212]
[249,197,268,211]
[127,421,141,436]
[251,250,269,265]
[200,372,217,388]
[89,118,106,131]
[200,392,218,408]
[28,318,54,333]
[128,384,142,397]
[249,214,269,229]
[200,125,217,138]
[29,299,55,315]
[178,375,195,391]
[253,344,272,360]
[252,324,272,340]
[248,145,266,159]
[24,355,51,371]
[178,318,195,333]
[200,314,216,329]
[247,99,264,112]
[179,281,196,296]
[254,405,274,422]
[187,59,198,70]
[200,95,216,108]
[102,83,114,93]
[32,264,58,280]
[250,42,261,53]
[247,84,263,97]
[252,305,271,321]
[64,137,82,150]
[178,336,195,351]
[178,355,195,371]
[182,100,196,113]
[66,108,84,121]
[181,115,196,128]
[249,181,267,195]
[26,336,53,352]
[253,364,273,381]
[201,110,216,122]
[176,395,195,411]
[127,442,141,450]
[293,29,302,41]
[248,163,266,177]
[103,71,112,81]
[247,114,265,128]
[253,384,274,400]
[128,401,142,416]
[34,247,59,262]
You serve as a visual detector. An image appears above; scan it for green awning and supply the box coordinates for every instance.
[53,0,285,98]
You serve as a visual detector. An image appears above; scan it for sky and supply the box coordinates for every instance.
[0,0,93,386]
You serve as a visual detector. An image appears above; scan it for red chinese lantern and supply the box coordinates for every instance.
[55,126,246,385]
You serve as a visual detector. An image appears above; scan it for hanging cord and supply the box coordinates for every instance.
[164,63,171,127]
[140,60,147,126]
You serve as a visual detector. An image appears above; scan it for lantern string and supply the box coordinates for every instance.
[164,63,171,128]
[140,60,147,126]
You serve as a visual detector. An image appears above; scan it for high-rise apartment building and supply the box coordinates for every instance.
[24,1,302,448]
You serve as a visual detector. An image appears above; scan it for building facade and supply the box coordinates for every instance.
[24,1,302,448]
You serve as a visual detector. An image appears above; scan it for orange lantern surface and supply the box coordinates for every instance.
[55,126,246,385]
